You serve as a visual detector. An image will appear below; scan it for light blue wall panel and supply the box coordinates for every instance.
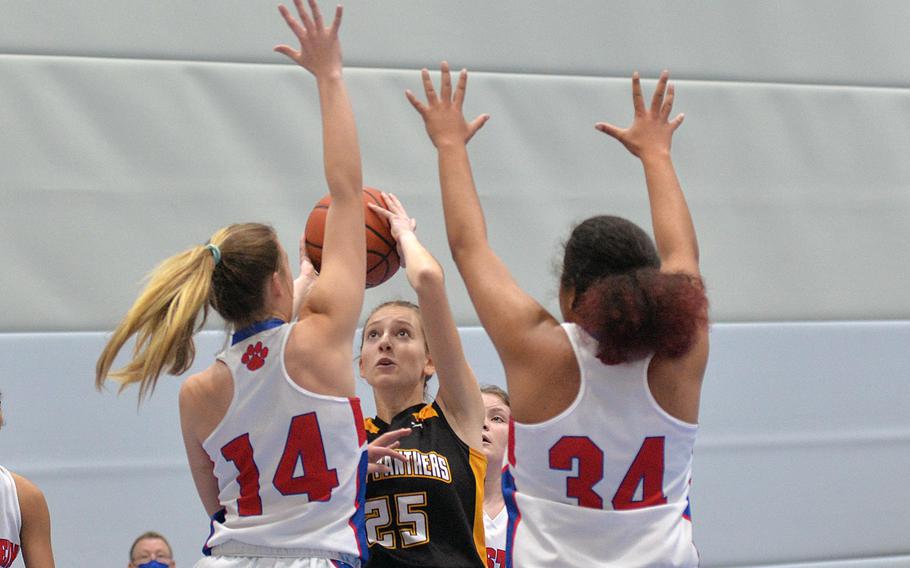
[1,323,908,566]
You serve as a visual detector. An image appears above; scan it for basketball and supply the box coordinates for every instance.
[304,187,400,288]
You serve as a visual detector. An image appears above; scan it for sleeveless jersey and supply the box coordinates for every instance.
[0,466,21,568]
[483,508,507,568]
[364,402,486,568]
[202,321,368,567]
[504,323,699,567]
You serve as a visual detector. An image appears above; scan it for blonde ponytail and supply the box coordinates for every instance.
[95,244,218,400]
[97,223,280,401]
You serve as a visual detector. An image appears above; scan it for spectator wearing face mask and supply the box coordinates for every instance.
[128,532,175,568]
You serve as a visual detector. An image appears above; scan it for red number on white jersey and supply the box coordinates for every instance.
[221,433,263,516]
[612,436,667,510]
[221,412,339,516]
[273,413,339,502]
[548,436,604,509]
[548,435,667,510]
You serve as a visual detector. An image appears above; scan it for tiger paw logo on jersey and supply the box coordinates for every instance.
[0,539,20,568]
[241,341,269,371]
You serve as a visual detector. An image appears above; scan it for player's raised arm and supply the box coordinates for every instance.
[275,0,365,339]
[596,71,699,277]
[406,63,567,386]
[368,192,484,449]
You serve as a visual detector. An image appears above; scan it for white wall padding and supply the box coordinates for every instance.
[2,54,910,331]
[1,322,908,566]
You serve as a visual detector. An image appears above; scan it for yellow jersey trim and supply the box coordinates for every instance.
[469,446,488,565]
[364,417,381,435]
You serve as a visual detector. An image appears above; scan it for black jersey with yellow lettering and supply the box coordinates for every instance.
[364,401,486,568]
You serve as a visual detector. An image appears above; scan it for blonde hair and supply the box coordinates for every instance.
[96,223,280,400]
[480,384,510,407]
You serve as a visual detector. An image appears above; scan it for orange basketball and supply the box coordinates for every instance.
[304,187,400,288]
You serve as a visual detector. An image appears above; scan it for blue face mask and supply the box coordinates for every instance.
[136,561,169,568]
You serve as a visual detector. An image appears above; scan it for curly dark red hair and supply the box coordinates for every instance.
[562,216,707,365]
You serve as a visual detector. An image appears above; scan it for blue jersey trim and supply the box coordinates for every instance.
[350,451,370,565]
[502,467,520,568]
[202,508,227,556]
[231,318,286,345]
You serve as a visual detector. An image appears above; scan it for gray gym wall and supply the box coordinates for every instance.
[1,1,908,566]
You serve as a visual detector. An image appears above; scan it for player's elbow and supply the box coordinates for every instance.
[448,234,477,264]
[411,261,445,293]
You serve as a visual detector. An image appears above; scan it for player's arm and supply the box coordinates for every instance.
[368,193,484,449]
[292,235,318,320]
[597,71,708,421]
[275,0,365,341]
[407,63,571,393]
[596,71,699,278]
[179,371,224,516]
[12,473,55,568]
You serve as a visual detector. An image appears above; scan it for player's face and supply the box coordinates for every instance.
[360,306,434,391]
[129,537,174,567]
[482,393,510,467]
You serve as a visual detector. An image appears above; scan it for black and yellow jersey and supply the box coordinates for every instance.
[364,401,486,568]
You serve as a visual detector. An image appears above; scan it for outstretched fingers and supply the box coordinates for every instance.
[631,71,645,117]
[421,68,438,103]
[330,4,343,34]
[307,0,324,30]
[650,70,669,116]
[595,121,624,140]
[440,61,453,103]
[453,68,468,108]
[660,83,675,121]
[466,114,491,142]
[274,5,304,57]
[292,0,316,33]
[670,112,685,131]
[405,89,428,116]
[367,427,411,474]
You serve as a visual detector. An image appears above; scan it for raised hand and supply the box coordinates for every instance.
[368,192,416,242]
[293,231,319,317]
[406,61,490,149]
[274,0,343,78]
[368,192,416,267]
[367,428,411,475]
[596,71,684,159]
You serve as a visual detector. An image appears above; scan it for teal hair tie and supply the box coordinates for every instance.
[204,243,222,265]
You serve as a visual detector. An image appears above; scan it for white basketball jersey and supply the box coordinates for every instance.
[0,466,21,568]
[483,508,507,568]
[504,323,698,567]
[202,321,368,566]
